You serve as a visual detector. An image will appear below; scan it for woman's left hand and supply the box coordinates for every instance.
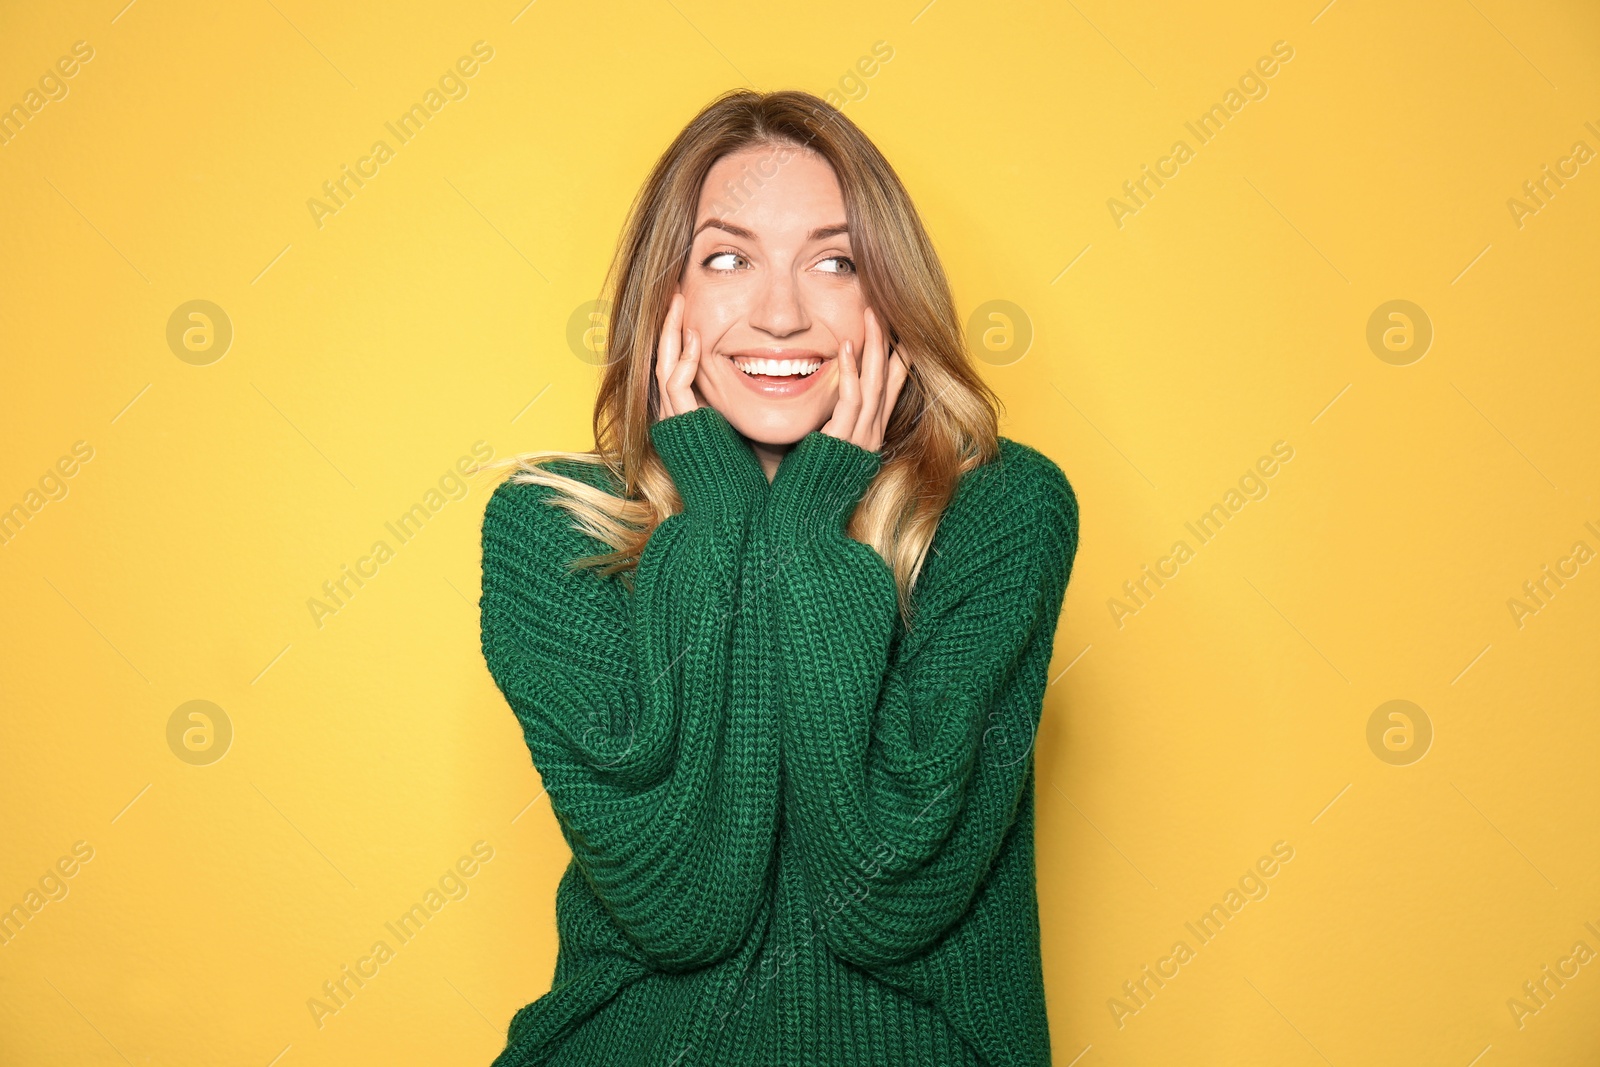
[821,306,910,453]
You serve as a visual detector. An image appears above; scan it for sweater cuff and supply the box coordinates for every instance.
[766,429,882,539]
[649,405,769,521]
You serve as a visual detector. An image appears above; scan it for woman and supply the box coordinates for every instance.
[478,88,1079,1066]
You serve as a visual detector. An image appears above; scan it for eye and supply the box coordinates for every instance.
[815,255,856,275]
[702,250,748,272]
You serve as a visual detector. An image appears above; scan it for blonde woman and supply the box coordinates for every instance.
[478,88,1079,1066]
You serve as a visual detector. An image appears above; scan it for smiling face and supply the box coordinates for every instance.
[675,143,866,447]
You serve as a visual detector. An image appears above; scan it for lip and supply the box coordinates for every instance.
[721,348,832,399]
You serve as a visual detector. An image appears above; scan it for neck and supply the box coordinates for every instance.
[744,438,791,483]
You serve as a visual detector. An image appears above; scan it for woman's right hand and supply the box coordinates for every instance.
[654,292,703,422]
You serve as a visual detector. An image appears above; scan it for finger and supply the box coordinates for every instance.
[878,349,910,445]
[821,337,848,436]
[667,327,702,413]
[655,294,684,420]
[826,338,862,440]
[856,308,886,444]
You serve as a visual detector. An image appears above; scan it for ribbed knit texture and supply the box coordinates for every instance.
[479,404,1080,1067]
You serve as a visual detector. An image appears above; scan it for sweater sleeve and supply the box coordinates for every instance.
[479,404,780,974]
[755,431,1079,971]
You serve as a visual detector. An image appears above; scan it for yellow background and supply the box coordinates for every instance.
[2,1,1597,1064]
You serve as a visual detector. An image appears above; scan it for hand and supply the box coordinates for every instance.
[821,306,910,452]
[654,292,704,422]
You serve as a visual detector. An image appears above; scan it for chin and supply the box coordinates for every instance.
[715,402,829,448]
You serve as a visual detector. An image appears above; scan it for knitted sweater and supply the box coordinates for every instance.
[479,404,1079,1066]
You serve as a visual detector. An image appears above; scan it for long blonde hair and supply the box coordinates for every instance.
[478,88,1003,623]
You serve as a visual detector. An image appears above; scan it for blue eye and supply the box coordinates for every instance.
[702,251,746,271]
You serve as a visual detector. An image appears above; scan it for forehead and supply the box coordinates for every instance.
[694,145,846,237]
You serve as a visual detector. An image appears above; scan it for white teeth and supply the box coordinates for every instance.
[736,358,821,378]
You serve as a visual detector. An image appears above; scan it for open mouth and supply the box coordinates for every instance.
[732,356,824,382]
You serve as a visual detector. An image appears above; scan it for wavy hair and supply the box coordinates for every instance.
[477,88,1003,623]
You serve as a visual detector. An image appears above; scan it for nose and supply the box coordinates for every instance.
[746,266,809,337]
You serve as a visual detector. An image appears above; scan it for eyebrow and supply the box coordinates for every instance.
[692,218,850,243]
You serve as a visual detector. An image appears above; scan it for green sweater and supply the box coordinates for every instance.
[479,404,1079,1066]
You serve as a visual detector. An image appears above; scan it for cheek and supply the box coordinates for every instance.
[812,288,866,350]
[819,303,870,355]
[679,280,746,344]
